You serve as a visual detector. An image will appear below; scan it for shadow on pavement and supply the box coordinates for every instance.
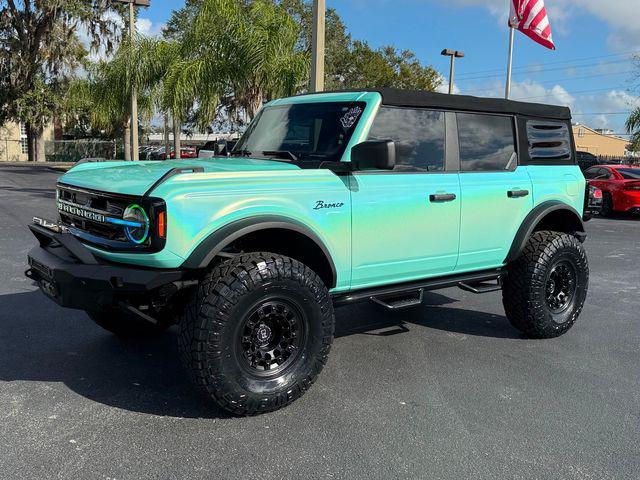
[0,289,520,419]
[0,185,56,199]
[336,291,521,340]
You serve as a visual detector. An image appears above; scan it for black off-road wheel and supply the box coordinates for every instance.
[178,252,335,416]
[87,309,174,338]
[502,230,589,339]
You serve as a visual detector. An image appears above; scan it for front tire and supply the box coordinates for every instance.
[178,252,335,416]
[502,231,589,339]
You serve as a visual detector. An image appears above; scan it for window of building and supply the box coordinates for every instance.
[19,123,28,154]
[367,106,445,172]
[578,127,585,138]
[457,113,516,171]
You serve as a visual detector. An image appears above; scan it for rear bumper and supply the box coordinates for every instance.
[26,224,185,311]
[616,191,640,212]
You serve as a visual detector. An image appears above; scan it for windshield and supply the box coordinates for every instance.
[617,168,640,179]
[232,102,366,162]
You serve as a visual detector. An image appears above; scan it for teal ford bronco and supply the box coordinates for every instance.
[27,89,591,415]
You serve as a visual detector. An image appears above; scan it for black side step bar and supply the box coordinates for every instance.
[333,269,504,307]
[458,278,503,294]
[371,289,424,311]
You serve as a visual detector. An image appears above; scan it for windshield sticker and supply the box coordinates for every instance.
[340,106,363,130]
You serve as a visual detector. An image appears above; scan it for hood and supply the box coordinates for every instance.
[59,157,300,196]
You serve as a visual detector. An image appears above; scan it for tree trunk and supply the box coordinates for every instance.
[124,118,131,161]
[246,89,264,121]
[25,124,46,162]
[35,132,46,162]
[164,113,171,159]
[173,114,181,160]
[26,123,35,162]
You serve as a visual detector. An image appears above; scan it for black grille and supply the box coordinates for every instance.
[57,185,130,242]
[55,183,166,253]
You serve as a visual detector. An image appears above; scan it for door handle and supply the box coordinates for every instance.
[507,189,529,198]
[429,193,457,202]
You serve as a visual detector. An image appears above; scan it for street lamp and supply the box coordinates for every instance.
[441,49,464,95]
[114,0,150,161]
[310,0,325,92]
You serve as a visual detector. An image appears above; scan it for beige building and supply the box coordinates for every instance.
[572,123,631,157]
[0,121,56,162]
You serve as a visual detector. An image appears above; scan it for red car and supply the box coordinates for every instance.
[584,165,640,216]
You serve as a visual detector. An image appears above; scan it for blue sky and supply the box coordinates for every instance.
[137,0,640,135]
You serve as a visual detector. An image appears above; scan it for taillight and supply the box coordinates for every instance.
[157,211,166,238]
[593,188,603,199]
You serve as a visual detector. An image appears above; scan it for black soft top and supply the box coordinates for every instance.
[339,88,571,120]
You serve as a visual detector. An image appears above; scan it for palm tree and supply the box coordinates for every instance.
[626,108,640,155]
[166,0,308,125]
[65,39,154,161]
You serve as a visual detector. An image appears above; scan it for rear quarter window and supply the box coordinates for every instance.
[526,120,573,162]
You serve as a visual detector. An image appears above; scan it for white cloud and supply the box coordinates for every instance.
[78,15,165,62]
[458,79,639,133]
[135,18,166,38]
[445,0,640,50]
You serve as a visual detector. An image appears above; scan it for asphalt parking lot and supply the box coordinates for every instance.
[1,165,638,480]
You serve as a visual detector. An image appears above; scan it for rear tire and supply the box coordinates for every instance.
[502,231,589,339]
[87,309,173,338]
[601,192,614,217]
[178,252,334,416]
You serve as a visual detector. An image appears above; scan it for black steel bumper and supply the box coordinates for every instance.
[26,223,185,311]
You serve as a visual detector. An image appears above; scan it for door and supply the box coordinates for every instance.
[455,112,533,271]
[350,107,461,289]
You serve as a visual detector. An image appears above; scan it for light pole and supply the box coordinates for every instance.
[310,0,325,92]
[115,0,149,160]
[441,49,464,94]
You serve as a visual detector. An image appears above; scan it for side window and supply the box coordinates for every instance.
[599,168,612,179]
[526,120,572,161]
[367,106,445,172]
[583,168,599,179]
[457,113,516,171]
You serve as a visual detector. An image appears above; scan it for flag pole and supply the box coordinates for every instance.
[505,27,515,99]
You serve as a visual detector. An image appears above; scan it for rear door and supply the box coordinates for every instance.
[455,112,533,271]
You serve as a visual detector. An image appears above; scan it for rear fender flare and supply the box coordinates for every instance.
[504,201,585,264]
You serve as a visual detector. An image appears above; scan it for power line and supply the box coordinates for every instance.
[573,112,633,116]
[457,59,630,83]
[513,86,630,101]
[462,70,635,95]
[454,50,640,79]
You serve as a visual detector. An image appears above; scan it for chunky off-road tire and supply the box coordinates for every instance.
[178,252,335,416]
[502,230,589,339]
[600,192,614,217]
[87,309,173,338]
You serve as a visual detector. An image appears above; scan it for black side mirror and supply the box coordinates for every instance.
[351,140,396,170]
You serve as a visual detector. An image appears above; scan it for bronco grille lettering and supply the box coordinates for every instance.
[57,200,107,223]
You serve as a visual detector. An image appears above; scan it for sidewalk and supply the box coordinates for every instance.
[0,161,74,172]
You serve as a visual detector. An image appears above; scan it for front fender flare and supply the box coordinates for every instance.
[180,215,337,285]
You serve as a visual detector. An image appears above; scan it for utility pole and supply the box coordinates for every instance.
[505,27,515,99]
[440,49,464,94]
[115,0,149,160]
[310,0,325,92]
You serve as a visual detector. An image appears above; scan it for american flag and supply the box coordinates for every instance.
[509,0,555,50]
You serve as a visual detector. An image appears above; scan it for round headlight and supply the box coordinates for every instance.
[123,204,149,244]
